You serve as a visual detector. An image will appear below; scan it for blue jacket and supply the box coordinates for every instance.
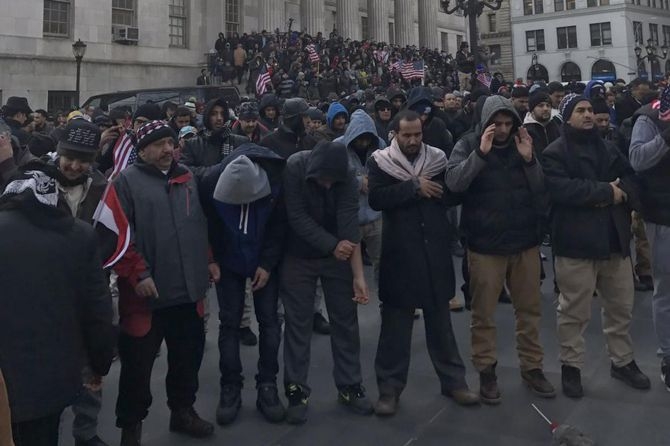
[200,143,287,277]
[334,109,385,225]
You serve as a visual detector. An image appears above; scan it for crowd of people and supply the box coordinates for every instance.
[1,36,670,446]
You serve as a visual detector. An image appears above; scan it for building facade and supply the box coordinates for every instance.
[511,0,670,84]
[477,1,514,81]
[0,0,467,112]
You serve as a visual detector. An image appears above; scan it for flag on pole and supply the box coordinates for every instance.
[306,44,320,64]
[389,60,401,72]
[111,131,136,179]
[93,183,130,269]
[400,60,425,80]
[256,64,272,96]
[476,71,493,88]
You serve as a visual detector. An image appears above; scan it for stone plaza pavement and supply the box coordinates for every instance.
[59,249,670,445]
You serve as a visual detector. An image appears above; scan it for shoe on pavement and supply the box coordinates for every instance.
[449,297,464,312]
[216,384,241,425]
[561,365,583,399]
[498,289,512,304]
[611,360,651,390]
[256,384,286,423]
[662,358,670,393]
[479,364,501,405]
[239,327,258,346]
[75,435,109,446]
[521,369,556,398]
[338,384,374,415]
[120,422,142,446]
[442,388,480,406]
[285,384,309,425]
[169,407,214,438]
[374,394,398,416]
[313,312,331,335]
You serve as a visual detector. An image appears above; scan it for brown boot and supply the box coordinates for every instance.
[479,364,501,405]
[442,388,480,406]
[169,407,214,438]
[374,394,398,416]
[521,369,556,398]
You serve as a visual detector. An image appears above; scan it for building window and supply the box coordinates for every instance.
[650,23,659,45]
[489,45,501,65]
[441,32,449,52]
[526,30,545,52]
[48,90,77,114]
[389,22,394,44]
[557,26,578,49]
[112,0,136,26]
[169,0,188,48]
[361,16,369,40]
[523,0,543,15]
[456,34,463,49]
[43,0,71,37]
[225,0,240,37]
[488,13,496,33]
[587,0,610,5]
[590,22,612,47]
[634,21,644,45]
[554,0,576,11]
[663,25,670,46]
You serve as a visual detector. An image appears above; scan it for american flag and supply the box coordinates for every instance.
[659,86,670,122]
[400,60,425,80]
[476,71,492,88]
[111,131,136,179]
[305,44,320,64]
[256,64,272,96]
[389,60,401,72]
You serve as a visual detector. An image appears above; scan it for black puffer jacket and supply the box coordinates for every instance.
[542,125,640,260]
[259,94,281,131]
[406,88,454,156]
[181,97,248,177]
[446,95,546,255]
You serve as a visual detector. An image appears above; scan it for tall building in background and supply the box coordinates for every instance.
[0,0,468,110]
[511,0,670,84]
[477,1,514,81]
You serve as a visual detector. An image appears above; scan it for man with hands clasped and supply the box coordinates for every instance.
[447,96,555,405]
[280,140,372,425]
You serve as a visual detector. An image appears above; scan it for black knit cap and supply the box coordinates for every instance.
[135,120,177,151]
[511,86,529,98]
[133,103,162,122]
[528,92,552,112]
[559,94,590,122]
[57,119,101,154]
[591,97,610,115]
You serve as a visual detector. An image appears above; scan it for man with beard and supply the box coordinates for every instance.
[592,98,615,141]
[259,94,281,131]
[406,87,454,157]
[181,97,249,177]
[446,95,554,404]
[369,111,479,416]
[511,86,530,119]
[548,82,566,111]
[372,97,393,145]
[387,87,406,118]
[232,102,270,143]
[543,94,650,398]
[260,98,317,159]
[523,92,560,159]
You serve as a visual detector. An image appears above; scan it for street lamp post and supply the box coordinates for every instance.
[440,0,503,65]
[635,38,668,81]
[530,52,539,82]
[72,39,87,108]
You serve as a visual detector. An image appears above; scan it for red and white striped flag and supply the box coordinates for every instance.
[256,64,272,96]
[93,183,130,269]
[111,131,136,179]
[476,71,492,88]
[389,60,401,72]
[400,60,425,80]
[306,44,320,64]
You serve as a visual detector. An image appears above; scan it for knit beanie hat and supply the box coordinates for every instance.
[57,119,101,154]
[559,94,589,122]
[213,155,270,205]
[591,97,610,115]
[239,102,260,120]
[133,103,162,122]
[511,86,529,98]
[135,120,177,151]
[528,92,552,112]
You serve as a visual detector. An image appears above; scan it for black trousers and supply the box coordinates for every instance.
[375,301,467,397]
[115,303,205,428]
[12,411,62,446]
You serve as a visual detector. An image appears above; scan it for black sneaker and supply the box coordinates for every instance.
[169,407,214,438]
[239,327,258,346]
[75,435,109,446]
[611,360,651,390]
[285,383,309,425]
[256,384,286,423]
[662,358,670,393]
[561,365,583,399]
[634,275,654,292]
[313,312,331,335]
[337,384,374,415]
[216,384,241,425]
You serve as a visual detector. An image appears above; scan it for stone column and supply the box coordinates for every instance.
[367,0,389,43]
[259,0,286,33]
[394,0,415,47]
[300,0,324,36]
[336,0,360,41]
[418,0,439,49]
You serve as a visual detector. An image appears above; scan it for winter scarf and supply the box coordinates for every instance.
[371,138,446,181]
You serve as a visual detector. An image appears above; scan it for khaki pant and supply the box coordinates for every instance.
[458,71,471,92]
[632,211,652,278]
[0,370,13,446]
[469,246,544,372]
[555,255,635,369]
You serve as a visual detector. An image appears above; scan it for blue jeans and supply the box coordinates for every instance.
[216,267,280,389]
[646,222,670,360]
